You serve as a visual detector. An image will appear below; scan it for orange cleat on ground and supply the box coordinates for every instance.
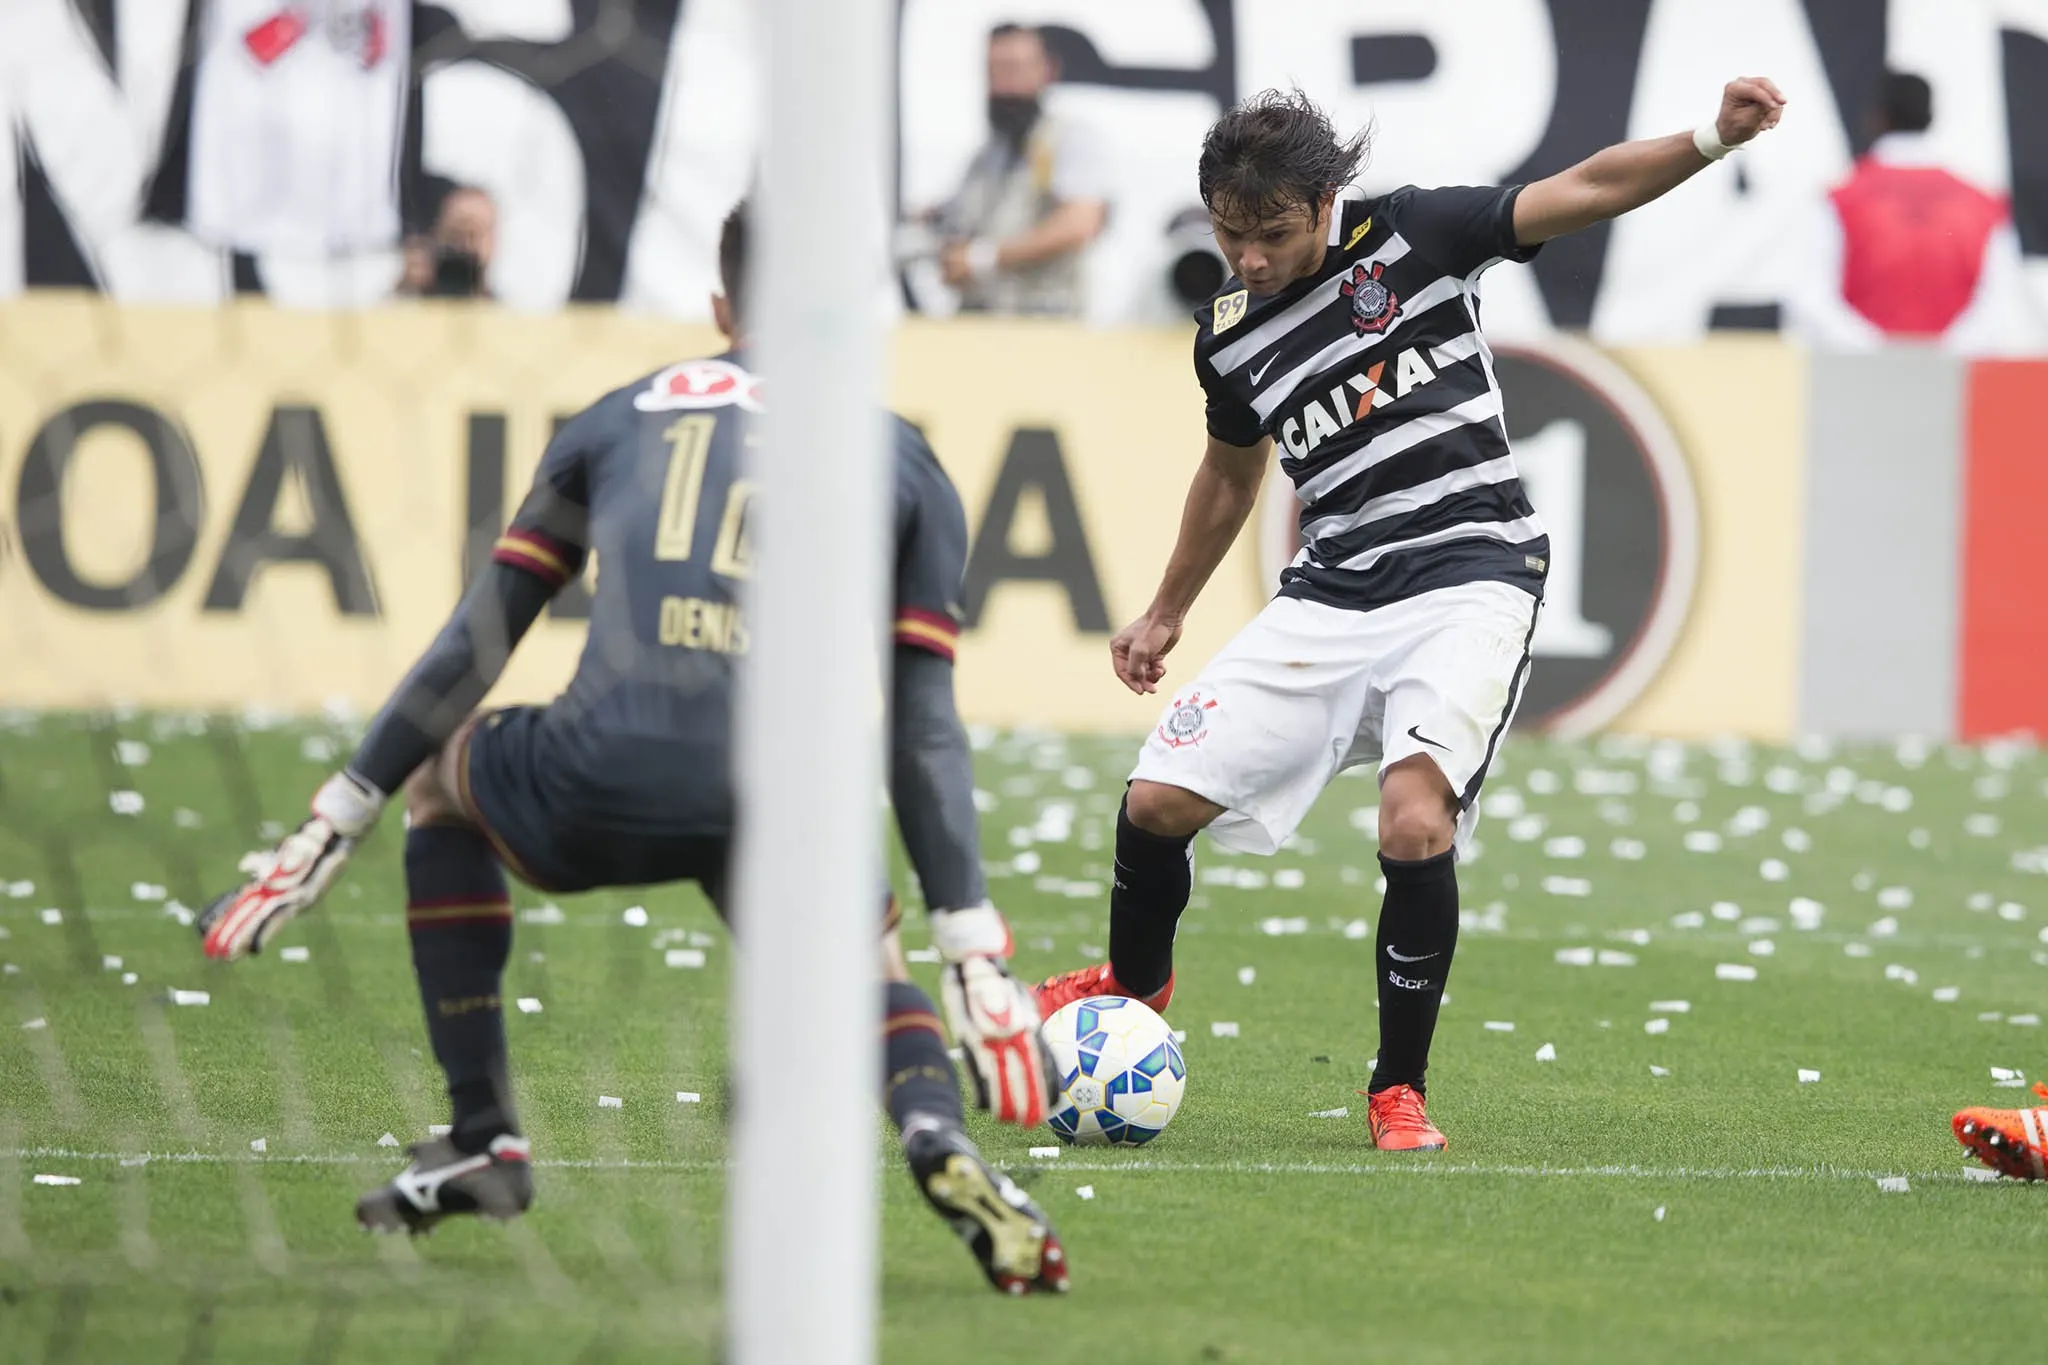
[1366,1083,1447,1151]
[1954,1083,2048,1180]
[1031,963,1174,1020]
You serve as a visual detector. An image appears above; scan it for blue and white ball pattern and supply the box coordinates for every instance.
[1041,995,1186,1146]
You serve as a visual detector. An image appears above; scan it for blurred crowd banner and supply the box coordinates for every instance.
[5,0,2048,333]
[2,297,2043,740]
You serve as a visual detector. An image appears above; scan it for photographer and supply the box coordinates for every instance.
[399,186,497,299]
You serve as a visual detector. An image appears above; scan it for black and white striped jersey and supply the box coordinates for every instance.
[1196,188,1550,613]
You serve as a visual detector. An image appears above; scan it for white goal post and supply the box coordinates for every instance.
[726,0,893,1361]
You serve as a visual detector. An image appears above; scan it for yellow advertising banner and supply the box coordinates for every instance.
[0,297,1799,737]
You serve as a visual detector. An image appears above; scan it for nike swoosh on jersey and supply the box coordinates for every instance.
[1248,354,1277,384]
[1385,947,1440,963]
[1406,725,1450,752]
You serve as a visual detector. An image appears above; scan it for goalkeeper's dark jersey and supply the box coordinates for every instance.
[492,350,968,835]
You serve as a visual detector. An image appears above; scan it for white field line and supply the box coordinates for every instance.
[5,1147,1998,1185]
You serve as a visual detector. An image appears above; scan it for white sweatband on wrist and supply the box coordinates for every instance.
[1693,123,1733,162]
[966,239,1001,280]
[312,770,384,838]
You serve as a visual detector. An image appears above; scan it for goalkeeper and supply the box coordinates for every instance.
[197,202,1068,1295]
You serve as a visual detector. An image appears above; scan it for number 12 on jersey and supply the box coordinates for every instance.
[655,415,753,579]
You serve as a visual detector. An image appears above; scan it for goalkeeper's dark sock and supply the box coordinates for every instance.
[883,980,963,1136]
[1107,796,1195,999]
[405,822,518,1154]
[1367,849,1460,1097]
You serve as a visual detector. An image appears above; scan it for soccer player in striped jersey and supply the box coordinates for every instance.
[197,203,1068,1293]
[1036,79,1785,1151]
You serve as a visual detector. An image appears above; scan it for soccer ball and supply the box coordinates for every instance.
[1041,995,1186,1146]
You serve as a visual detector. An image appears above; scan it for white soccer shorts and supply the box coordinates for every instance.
[1130,580,1541,857]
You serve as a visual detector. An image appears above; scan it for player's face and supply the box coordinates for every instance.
[1209,196,1331,296]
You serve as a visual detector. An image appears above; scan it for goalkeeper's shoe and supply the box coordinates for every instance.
[905,1125,1069,1296]
[931,905,1058,1128]
[356,1134,534,1234]
[1032,962,1175,1020]
[199,772,381,961]
[1953,1083,2048,1180]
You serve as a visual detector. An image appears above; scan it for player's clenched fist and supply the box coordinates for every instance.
[1110,614,1183,695]
[1717,76,1787,147]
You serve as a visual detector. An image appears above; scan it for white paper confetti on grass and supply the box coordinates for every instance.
[1883,964,1919,985]
[377,1133,399,1148]
[1991,1067,2021,1081]
[1962,1166,2001,1182]
[1597,950,1637,967]
[250,1138,268,1153]
[1782,827,1812,852]
[39,908,61,925]
[109,791,144,815]
[1845,942,1874,958]
[1932,987,1960,1003]
[33,1174,81,1186]
[1649,1065,1671,1077]
[1670,911,1706,930]
[1309,1107,1350,1119]
[1748,940,1776,957]
[1654,1206,1666,1221]
[904,947,942,964]
[1682,831,1722,853]
[169,989,210,1006]
[1797,1069,1821,1084]
[102,955,122,971]
[115,740,151,766]
[21,1017,47,1030]
[515,998,544,1014]
[1965,813,2002,837]
[1341,920,1371,940]
[1210,1021,1240,1038]
[1980,1012,2005,1023]
[1484,1021,1516,1033]
[6,880,33,898]
[1258,917,1309,936]
[1877,886,1914,911]
[1273,869,1306,890]
[521,903,566,925]
[598,1095,623,1109]
[1711,902,1741,921]
[1236,967,1257,986]
[1649,999,1693,1015]
[1644,1018,1671,1035]
[1611,838,1647,861]
[622,905,649,927]
[1554,946,1595,967]
[276,946,310,964]
[676,1092,702,1104]
[1543,836,1586,859]
[1029,1146,1061,1159]
[130,882,166,902]
[1999,901,2027,922]
[1715,964,1758,982]
[121,973,137,986]
[664,949,707,969]
[1542,876,1591,898]
[1760,859,1789,883]
[1075,1185,1095,1201]
[1789,898,1825,931]
[2011,1014,2042,1027]
[1876,1177,1910,1194]
[1534,1042,1556,1062]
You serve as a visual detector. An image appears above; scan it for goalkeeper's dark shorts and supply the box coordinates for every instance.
[455,705,730,896]
[453,706,901,933]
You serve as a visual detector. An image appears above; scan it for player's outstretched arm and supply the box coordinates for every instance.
[890,646,1058,1126]
[1112,434,1270,695]
[1512,76,1786,245]
[197,563,562,961]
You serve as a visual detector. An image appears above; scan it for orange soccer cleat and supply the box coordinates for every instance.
[1953,1083,2048,1180]
[1366,1084,1447,1151]
[1032,963,1174,1020]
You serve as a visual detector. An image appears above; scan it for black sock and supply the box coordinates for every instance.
[405,823,517,1153]
[1367,849,1459,1097]
[1107,797,1194,998]
[882,981,963,1134]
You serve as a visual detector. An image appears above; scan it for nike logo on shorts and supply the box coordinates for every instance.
[1407,725,1450,753]
[1249,354,1277,384]
[1386,946,1440,963]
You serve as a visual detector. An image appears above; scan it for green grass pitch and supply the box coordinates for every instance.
[3,713,2048,1363]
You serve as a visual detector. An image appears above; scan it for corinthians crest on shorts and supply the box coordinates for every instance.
[1340,261,1400,335]
[1158,692,1218,749]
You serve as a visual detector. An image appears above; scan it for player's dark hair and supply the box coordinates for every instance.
[1876,70,1933,134]
[718,200,749,317]
[989,21,1032,42]
[1198,89,1371,224]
